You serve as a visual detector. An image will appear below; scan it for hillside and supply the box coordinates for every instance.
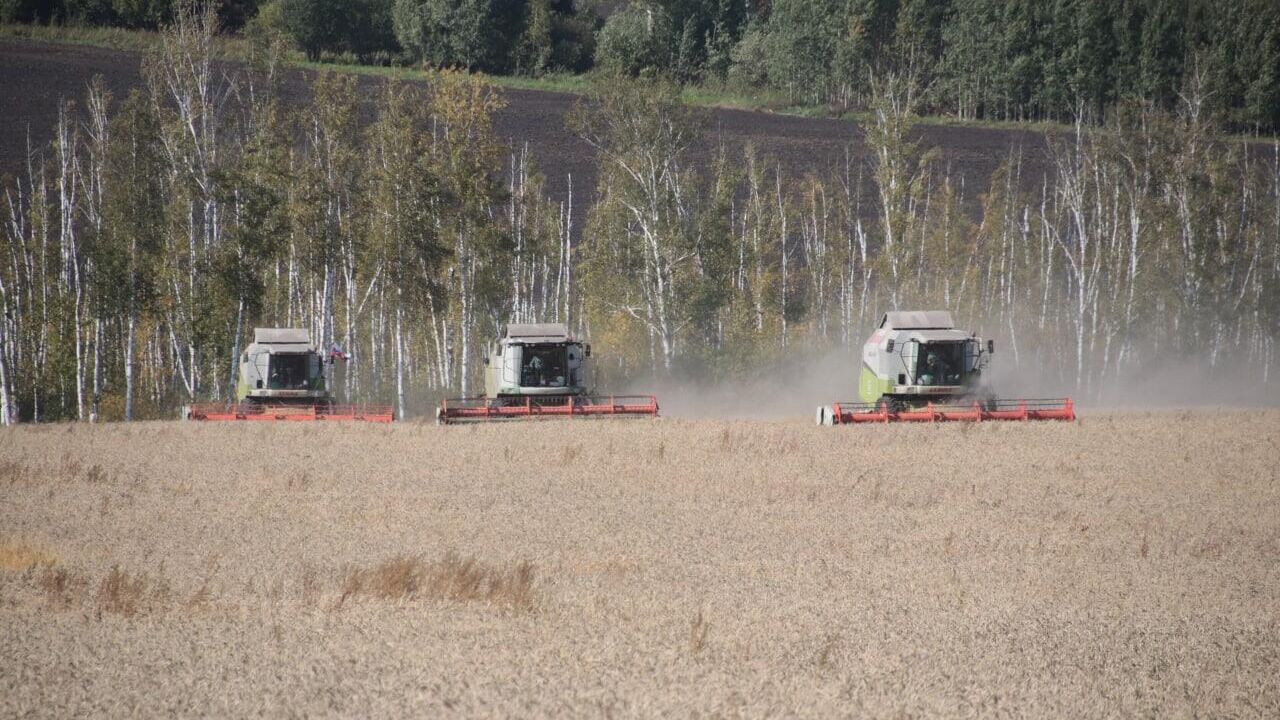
[0,38,1052,210]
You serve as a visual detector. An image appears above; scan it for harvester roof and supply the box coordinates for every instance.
[879,311,954,330]
[252,327,312,347]
[505,323,572,343]
[250,325,316,351]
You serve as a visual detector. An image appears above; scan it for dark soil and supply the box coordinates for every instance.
[0,38,1053,217]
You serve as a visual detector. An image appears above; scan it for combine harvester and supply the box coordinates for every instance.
[185,328,393,422]
[437,323,658,424]
[816,310,1074,425]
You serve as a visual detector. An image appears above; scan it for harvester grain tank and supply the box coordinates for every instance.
[185,328,393,421]
[816,310,1074,424]
[436,323,659,423]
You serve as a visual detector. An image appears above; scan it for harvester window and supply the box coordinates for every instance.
[916,343,966,386]
[268,354,309,390]
[521,345,567,387]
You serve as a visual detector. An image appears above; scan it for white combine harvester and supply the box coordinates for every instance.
[816,310,1074,424]
[185,328,392,422]
[436,323,658,423]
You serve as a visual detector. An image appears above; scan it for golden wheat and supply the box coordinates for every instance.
[0,539,58,571]
[0,411,1277,716]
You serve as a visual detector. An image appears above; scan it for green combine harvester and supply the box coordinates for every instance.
[816,311,1074,424]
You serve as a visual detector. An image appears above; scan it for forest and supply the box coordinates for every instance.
[3,0,1279,132]
[0,3,1277,422]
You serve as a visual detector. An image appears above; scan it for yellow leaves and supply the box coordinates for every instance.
[426,68,507,152]
[582,309,650,383]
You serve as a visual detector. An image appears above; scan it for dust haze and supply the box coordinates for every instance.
[639,332,1278,420]
[636,349,859,420]
[986,346,1280,411]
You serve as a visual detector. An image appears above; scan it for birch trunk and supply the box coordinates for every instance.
[125,313,136,421]
[228,298,244,403]
[395,302,406,420]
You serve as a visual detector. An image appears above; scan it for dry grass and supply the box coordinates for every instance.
[95,566,150,618]
[0,459,31,484]
[37,567,87,608]
[688,609,709,657]
[337,553,537,611]
[0,411,1277,716]
[0,538,58,571]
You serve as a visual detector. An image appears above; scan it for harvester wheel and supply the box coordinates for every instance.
[875,397,901,414]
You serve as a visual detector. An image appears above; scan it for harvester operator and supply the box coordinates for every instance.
[919,351,941,386]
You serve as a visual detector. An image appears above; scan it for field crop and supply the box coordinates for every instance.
[1,411,1278,716]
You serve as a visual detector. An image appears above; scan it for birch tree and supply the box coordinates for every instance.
[100,90,166,421]
[427,69,509,395]
[367,79,444,418]
[571,75,714,371]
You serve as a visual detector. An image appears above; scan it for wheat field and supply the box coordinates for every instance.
[1,411,1277,717]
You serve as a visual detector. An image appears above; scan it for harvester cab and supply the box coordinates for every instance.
[437,323,658,423]
[856,311,992,407]
[483,323,592,400]
[185,328,392,422]
[237,327,335,406]
[817,310,1074,424]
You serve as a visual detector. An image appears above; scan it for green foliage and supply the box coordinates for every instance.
[393,0,494,70]
[350,0,399,62]
[2,0,255,28]
[259,0,396,62]
[656,0,749,81]
[714,0,1280,130]
[219,0,263,30]
[97,89,165,318]
[594,3,672,77]
[214,103,292,325]
[366,80,445,308]
[516,0,554,75]
[58,0,116,25]
[936,0,1005,120]
[744,0,840,103]
[571,74,732,370]
[245,0,288,43]
[725,21,767,88]
[109,0,169,28]
[727,0,897,107]
[8,0,1277,130]
[279,0,337,60]
[0,0,48,23]
[545,9,596,73]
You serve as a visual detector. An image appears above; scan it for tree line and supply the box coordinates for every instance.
[2,5,1278,423]
[5,0,1279,132]
[575,71,1279,398]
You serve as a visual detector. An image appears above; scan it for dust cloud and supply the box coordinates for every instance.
[1089,360,1280,409]
[629,338,1278,420]
[630,349,861,420]
[986,346,1280,410]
